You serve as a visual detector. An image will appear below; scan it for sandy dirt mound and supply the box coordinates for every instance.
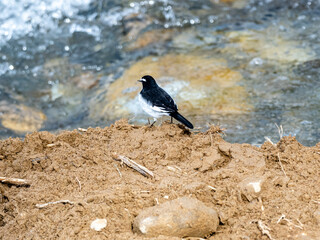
[1,120,320,239]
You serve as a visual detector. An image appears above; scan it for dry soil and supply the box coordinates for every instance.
[0,120,320,239]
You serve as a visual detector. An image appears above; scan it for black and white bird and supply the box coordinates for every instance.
[138,75,194,129]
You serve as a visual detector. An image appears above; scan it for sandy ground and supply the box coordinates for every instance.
[1,119,320,239]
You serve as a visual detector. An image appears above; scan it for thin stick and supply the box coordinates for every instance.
[78,128,87,132]
[76,177,82,191]
[256,220,274,240]
[167,166,182,173]
[258,197,265,211]
[35,200,74,209]
[276,214,285,224]
[114,164,122,178]
[277,153,287,177]
[296,218,303,228]
[277,214,303,229]
[264,137,275,146]
[207,185,217,191]
[0,177,30,186]
[275,123,283,139]
[47,143,61,148]
[112,154,154,178]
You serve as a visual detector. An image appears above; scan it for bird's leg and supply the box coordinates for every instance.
[148,118,150,125]
[170,116,173,124]
[150,118,157,127]
[150,120,156,127]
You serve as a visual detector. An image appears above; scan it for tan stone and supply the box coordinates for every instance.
[133,197,219,237]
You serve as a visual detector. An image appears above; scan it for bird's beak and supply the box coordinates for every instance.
[138,78,146,82]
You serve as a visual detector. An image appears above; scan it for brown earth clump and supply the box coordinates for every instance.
[0,119,319,239]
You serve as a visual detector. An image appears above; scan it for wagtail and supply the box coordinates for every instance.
[138,75,193,129]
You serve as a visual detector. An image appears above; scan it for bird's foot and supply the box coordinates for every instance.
[149,118,157,128]
[149,121,156,128]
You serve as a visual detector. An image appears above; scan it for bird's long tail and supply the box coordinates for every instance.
[170,112,194,129]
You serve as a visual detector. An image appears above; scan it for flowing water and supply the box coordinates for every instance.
[0,0,319,146]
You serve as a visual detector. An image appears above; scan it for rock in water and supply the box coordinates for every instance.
[133,197,219,238]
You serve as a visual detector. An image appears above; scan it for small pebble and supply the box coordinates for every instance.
[239,176,265,201]
[90,218,107,231]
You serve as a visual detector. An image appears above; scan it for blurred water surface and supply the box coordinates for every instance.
[0,0,319,146]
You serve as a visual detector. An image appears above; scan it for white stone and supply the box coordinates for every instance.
[139,216,157,234]
[248,181,262,193]
[90,218,107,231]
[238,176,265,201]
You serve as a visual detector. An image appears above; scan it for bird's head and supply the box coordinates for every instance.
[138,75,158,89]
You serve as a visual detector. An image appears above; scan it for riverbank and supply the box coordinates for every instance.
[1,120,319,239]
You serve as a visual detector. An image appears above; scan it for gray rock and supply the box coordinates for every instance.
[133,197,219,238]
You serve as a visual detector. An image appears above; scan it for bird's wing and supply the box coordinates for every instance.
[142,87,178,113]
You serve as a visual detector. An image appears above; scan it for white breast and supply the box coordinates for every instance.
[138,94,170,119]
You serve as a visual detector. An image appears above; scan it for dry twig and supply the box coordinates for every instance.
[167,165,182,173]
[207,123,226,135]
[256,220,274,240]
[277,153,287,177]
[112,153,154,178]
[277,214,303,229]
[209,133,213,146]
[0,177,30,186]
[207,185,217,191]
[114,164,122,178]
[140,190,150,193]
[264,137,275,146]
[46,143,61,148]
[275,123,283,139]
[75,177,82,191]
[78,127,87,132]
[35,200,74,208]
